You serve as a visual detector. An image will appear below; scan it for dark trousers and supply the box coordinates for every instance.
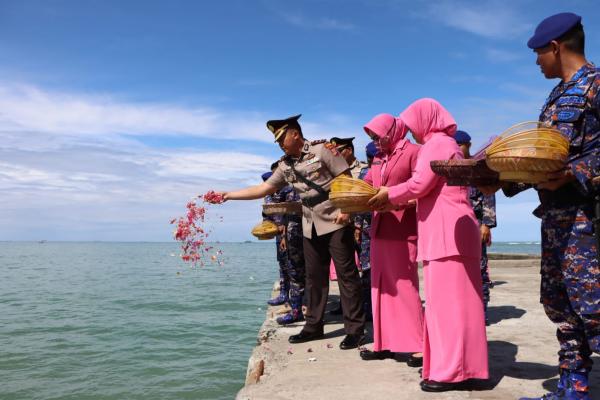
[302,225,365,335]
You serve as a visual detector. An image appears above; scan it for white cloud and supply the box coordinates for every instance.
[0,132,274,241]
[278,12,356,31]
[421,0,531,40]
[0,83,270,142]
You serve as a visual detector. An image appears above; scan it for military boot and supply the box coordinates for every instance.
[276,295,304,325]
[267,282,289,306]
[519,369,590,400]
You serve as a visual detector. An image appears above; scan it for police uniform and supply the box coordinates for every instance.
[265,116,365,337]
[511,13,600,400]
[330,136,368,179]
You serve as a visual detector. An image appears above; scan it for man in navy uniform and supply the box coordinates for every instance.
[454,130,496,324]
[221,115,366,349]
[483,13,600,400]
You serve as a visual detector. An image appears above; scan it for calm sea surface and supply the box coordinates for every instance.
[0,241,539,400]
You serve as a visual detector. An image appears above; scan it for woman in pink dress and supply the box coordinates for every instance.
[368,99,488,392]
[359,113,424,367]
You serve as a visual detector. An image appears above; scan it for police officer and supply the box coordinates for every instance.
[330,137,368,179]
[483,13,600,400]
[454,130,496,324]
[221,115,366,349]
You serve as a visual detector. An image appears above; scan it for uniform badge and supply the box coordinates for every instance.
[305,156,320,165]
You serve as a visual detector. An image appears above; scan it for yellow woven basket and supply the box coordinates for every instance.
[330,176,377,213]
[251,220,279,240]
[485,121,569,183]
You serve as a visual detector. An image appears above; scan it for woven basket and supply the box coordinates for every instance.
[485,121,569,183]
[430,159,499,186]
[262,201,303,216]
[251,220,279,240]
[329,193,374,213]
[490,121,568,142]
[330,176,377,213]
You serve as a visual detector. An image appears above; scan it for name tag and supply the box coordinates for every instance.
[305,157,320,165]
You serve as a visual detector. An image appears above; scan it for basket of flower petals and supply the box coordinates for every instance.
[329,176,378,213]
[485,122,569,183]
[262,201,303,216]
[251,220,279,240]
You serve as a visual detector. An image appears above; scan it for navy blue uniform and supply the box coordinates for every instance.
[506,64,600,378]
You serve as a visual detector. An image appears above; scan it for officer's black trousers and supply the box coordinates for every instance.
[302,225,365,335]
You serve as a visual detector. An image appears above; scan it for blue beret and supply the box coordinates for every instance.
[454,130,471,144]
[527,12,582,49]
[365,141,378,158]
[261,171,273,181]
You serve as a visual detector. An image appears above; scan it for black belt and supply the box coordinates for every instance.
[301,192,330,208]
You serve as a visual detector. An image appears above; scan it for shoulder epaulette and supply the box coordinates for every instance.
[323,141,341,156]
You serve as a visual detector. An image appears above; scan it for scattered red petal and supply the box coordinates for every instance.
[170,190,225,267]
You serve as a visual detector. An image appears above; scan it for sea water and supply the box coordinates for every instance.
[0,241,539,400]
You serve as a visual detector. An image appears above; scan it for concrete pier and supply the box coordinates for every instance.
[237,256,599,399]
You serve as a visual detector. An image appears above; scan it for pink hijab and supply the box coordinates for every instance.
[363,113,409,155]
[399,98,457,143]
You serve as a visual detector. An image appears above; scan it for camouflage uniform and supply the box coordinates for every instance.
[469,187,496,320]
[505,64,600,378]
[354,166,373,319]
[277,188,306,324]
[264,187,291,306]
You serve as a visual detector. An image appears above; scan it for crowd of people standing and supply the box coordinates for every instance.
[219,12,600,398]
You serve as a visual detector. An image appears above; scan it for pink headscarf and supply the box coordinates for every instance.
[363,113,409,155]
[399,98,457,144]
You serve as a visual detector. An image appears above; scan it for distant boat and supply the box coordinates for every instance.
[243,240,252,243]
[38,240,47,244]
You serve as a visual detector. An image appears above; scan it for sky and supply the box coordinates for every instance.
[1,0,599,242]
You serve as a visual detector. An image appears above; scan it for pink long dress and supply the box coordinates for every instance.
[363,113,424,353]
[387,99,488,383]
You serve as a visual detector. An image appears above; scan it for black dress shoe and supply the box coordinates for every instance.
[329,303,343,315]
[339,334,366,350]
[359,349,393,360]
[288,329,324,344]
[407,354,423,368]
[420,379,468,392]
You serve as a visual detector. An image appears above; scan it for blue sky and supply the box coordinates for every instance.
[1,0,598,241]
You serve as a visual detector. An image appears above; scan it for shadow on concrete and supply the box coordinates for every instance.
[471,340,558,391]
[488,305,527,325]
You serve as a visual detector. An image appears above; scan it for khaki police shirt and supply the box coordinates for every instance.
[266,140,350,239]
[348,159,368,179]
